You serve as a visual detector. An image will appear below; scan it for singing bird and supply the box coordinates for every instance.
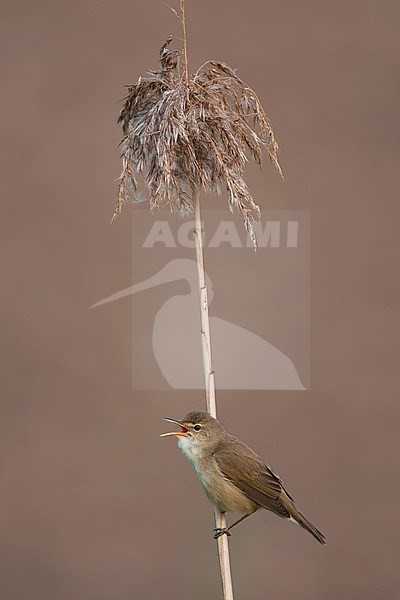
[161,410,325,544]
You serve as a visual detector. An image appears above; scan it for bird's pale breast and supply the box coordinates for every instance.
[178,437,257,514]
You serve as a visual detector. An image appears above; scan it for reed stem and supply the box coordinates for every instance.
[193,189,235,600]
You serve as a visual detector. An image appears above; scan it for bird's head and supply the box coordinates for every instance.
[160,410,224,454]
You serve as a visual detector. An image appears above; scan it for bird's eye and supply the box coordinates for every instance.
[193,424,202,431]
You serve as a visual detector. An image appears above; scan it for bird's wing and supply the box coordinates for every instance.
[214,438,294,519]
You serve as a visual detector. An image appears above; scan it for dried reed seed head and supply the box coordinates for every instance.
[114,38,283,246]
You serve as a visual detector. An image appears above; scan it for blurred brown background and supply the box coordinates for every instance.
[1,1,399,599]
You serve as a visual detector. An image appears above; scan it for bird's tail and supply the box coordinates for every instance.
[295,511,326,545]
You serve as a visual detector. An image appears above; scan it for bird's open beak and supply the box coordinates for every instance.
[160,418,189,437]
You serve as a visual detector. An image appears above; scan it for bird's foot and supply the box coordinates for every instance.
[213,527,232,539]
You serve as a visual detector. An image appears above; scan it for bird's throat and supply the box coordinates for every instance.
[177,436,204,463]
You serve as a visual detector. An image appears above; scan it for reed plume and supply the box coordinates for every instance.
[114,37,282,247]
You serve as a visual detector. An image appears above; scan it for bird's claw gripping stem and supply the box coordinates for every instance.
[213,527,232,539]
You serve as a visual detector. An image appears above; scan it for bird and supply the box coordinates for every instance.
[161,410,325,544]
[92,258,305,390]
